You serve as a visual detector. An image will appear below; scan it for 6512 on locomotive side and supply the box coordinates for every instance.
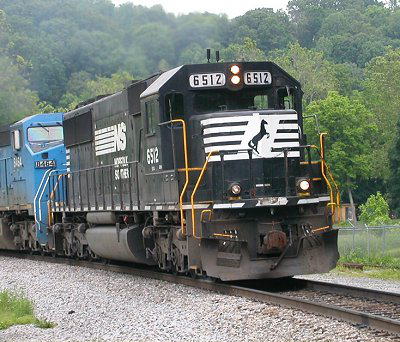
[47,60,340,281]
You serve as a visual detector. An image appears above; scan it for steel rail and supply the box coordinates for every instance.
[1,251,399,336]
[293,278,400,305]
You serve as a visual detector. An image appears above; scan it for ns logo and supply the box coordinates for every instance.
[114,122,127,152]
[94,122,127,157]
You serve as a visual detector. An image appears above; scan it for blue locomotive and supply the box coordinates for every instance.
[0,60,340,280]
[0,113,65,251]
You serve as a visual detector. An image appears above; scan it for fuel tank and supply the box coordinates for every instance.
[85,225,155,265]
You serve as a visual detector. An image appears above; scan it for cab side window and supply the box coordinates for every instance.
[145,101,156,134]
[165,93,184,120]
[254,95,269,110]
[277,88,295,110]
[12,129,21,151]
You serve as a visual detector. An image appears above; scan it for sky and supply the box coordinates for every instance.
[111,0,289,18]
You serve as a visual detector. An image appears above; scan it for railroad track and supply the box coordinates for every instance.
[1,250,400,337]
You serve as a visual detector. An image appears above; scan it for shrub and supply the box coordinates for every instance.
[359,192,391,225]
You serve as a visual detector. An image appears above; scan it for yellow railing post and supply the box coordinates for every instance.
[163,119,190,237]
[311,134,340,217]
[191,150,219,239]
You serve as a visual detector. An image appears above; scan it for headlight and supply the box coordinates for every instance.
[230,75,241,85]
[230,65,240,74]
[298,179,310,192]
[231,184,242,196]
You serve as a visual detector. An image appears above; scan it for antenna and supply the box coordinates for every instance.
[207,49,211,63]
[216,50,220,63]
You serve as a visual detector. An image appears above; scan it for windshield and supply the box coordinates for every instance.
[28,125,63,143]
[193,89,273,114]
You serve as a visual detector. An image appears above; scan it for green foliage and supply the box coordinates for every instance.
[0,290,54,330]
[388,119,400,214]
[271,42,337,104]
[222,38,266,62]
[339,249,400,269]
[359,192,391,225]
[363,47,400,180]
[231,8,295,52]
[315,9,388,67]
[0,55,39,125]
[178,43,208,65]
[59,71,134,110]
[305,92,377,188]
[333,63,365,96]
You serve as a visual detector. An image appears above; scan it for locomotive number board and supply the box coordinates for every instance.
[244,71,272,85]
[35,160,56,168]
[189,73,226,88]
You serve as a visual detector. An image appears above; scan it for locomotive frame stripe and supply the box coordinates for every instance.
[203,125,248,135]
[203,135,245,144]
[208,152,300,162]
[201,114,297,126]
[95,137,114,146]
[213,203,245,209]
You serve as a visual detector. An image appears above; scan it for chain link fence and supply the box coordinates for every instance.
[337,224,400,259]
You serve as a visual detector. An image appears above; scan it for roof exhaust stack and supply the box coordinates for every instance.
[206,48,211,63]
[216,50,220,63]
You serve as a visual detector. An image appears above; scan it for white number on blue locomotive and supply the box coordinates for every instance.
[189,73,226,88]
[244,71,272,85]
[35,160,56,168]
[13,156,22,169]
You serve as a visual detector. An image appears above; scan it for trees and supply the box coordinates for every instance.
[305,92,377,211]
[0,56,39,125]
[315,9,388,67]
[271,42,337,104]
[0,10,38,124]
[359,192,391,224]
[363,47,400,180]
[59,71,134,110]
[388,119,400,214]
[222,38,266,62]
[231,8,295,53]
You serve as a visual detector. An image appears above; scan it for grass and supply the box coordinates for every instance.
[338,227,400,262]
[334,227,400,280]
[339,249,400,269]
[0,290,55,330]
[333,264,400,281]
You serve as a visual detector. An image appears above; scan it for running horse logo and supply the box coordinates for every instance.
[248,119,270,154]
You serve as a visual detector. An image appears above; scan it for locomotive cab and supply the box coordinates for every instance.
[137,62,339,280]
[0,113,66,251]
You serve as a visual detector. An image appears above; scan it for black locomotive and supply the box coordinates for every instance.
[2,61,340,281]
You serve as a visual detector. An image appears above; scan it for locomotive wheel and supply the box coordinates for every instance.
[101,258,110,265]
[189,269,197,279]
[171,245,182,275]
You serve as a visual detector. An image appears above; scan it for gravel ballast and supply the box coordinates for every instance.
[0,256,398,342]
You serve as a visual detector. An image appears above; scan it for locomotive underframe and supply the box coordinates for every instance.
[41,198,338,281]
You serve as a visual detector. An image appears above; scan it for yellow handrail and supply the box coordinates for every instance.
[310,134,340,216]
[191,150,219,239]
[310,146,335,214]
[167,119,190,237]
[325,162,341,221]
[200,209,212,222]
[319,133,336,214]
